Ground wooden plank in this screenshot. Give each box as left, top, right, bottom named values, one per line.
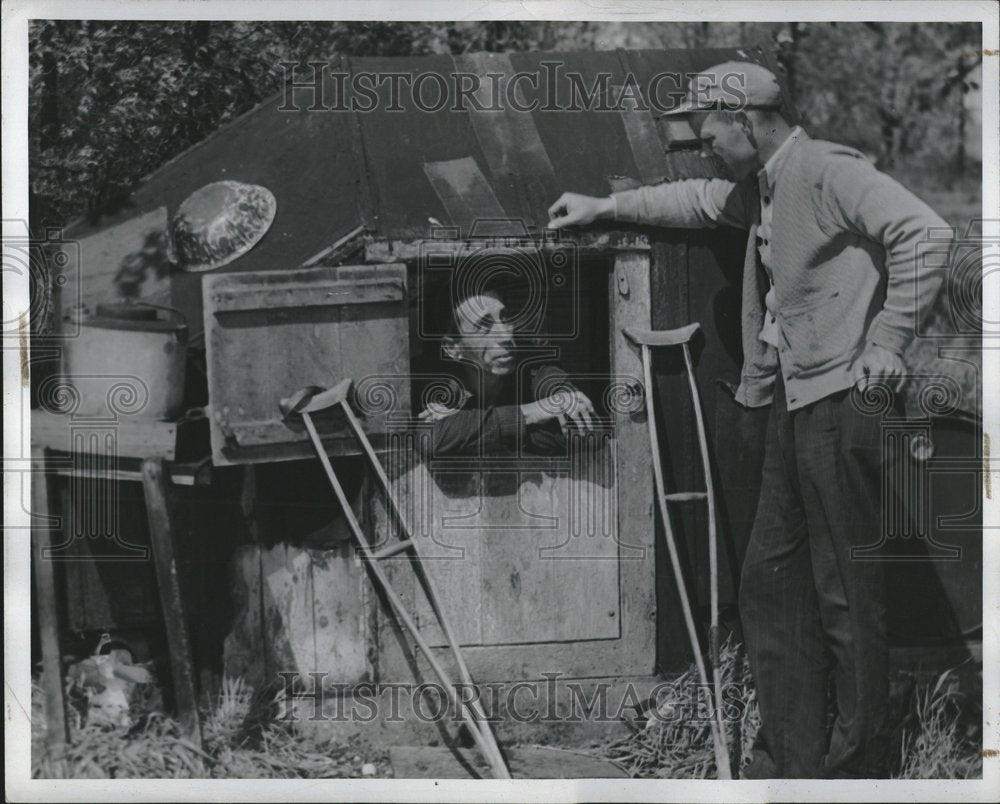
left=207, top=278, right=404, bottom=313
left=203, top=263, right=410, bottom=466
left=423, top=157, right=511, bottom=234
left=452, top=52, right=558, bottom=231
left=479, top=474, right=559, bottom=645
left=613, top=48, right=679, bottom=184
left=348, top=54, right=478, bottom=241
left=51, top=465, right=198, bottom=485
left=610, top=251, right=657, bottom=674
left=260, top=543, right=316, bottom=684
left=338, top=288, right=413, bottom=423
left=228, top=422, right=361, bottom=451
left=364, top=236, right=652, bottom=265
left=225, top=521, right=370, bottom=686
left=549, top=433, right=623, bottom=641
left=616, top=92, right=669, bottom=185
left=31, top=448, right=69, bottom=756
left=300, top=225, right=366, bottom=269
left=513, top=50, right=640, bottom=199
left=482, top=443, right=622, bottom=645
left=140, top=458, right=202, bottom=745
left=32, top=410, right=178, bottom=461
left=309, top=545, right=370, bottom=683
left=402, top=467, right=484, bottom=647
left=451, top=53, right=555, bottom=179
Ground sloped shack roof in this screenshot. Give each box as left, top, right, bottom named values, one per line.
left=68, top=45, right=780, bottom=260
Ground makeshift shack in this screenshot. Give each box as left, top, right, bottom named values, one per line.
left=36, top=45, right=982, bottom=742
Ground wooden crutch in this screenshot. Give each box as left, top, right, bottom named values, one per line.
left=280, top=380, right=511, bottom=779
left=623, top=323, right=732, bottom=780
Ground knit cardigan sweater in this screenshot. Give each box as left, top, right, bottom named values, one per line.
left=611, top=130, right=952, bottom=411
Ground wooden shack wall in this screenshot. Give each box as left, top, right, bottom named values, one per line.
left=649, top=229, right=758, bottom=671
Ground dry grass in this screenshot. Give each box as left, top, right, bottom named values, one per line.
left=895, top=667, right=983, bottom=780
left=602, top=638, right=759, bottom=778
left=31, top=674, right=389, bottom=780
left=599, top=641, right=982, bottom=779
left=32, top=648, right=982, bottom=780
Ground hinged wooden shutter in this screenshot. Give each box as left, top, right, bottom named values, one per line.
left=203, top=264, right=410, bottom=466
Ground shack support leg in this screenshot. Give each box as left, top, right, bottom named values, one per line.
left=32, top=447, right=69, bottom=757
left=141, top=458, right=202, bottom=746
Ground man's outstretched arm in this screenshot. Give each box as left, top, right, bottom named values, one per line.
left=548, top=179, right=752, bottom=230
left=421, top=373, right=596, bottom=456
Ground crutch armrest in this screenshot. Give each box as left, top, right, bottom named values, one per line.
left=279, top=378, right=354, bottom=418
left=623, top=323, right=701, bottom=347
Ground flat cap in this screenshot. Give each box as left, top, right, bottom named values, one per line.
left=662, top=60, right=783, bottom=115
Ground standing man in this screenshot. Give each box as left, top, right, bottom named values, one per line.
left=547, top=61, right=952, bottom=778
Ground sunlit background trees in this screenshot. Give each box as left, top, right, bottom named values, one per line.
left=29, top=20, right=983, bottom=230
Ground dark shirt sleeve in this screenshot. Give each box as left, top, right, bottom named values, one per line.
left=524, top=365, right=572, bottom=456
left=430, top=402, right=524, bottom=456
left=524, top=420, right=568, bottom=456
left=428, top=365, right=576, bottom=456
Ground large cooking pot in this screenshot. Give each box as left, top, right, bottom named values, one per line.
left=61, top=302, right=187, bottom=420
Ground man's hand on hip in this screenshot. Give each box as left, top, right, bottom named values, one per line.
left=853, top=344, right=905, bottom=392
left=547, top=193, right=615, bottom=229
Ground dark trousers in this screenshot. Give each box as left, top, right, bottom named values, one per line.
left=740, top=376, right=890, bottom=778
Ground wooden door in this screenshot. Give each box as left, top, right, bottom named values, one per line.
left=377, top=252, right=656, bottom=682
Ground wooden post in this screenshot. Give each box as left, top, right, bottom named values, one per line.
left=31, top=447, right=68, bottom=757
left=141, top=458, right=202, bottom=746
left=611, top=251, right=658, bottom=673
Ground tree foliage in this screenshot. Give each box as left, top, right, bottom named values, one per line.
left=29, top=20, right=982, bottom=230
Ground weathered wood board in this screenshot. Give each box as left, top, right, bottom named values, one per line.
left=223, top=541, right=370, bottom=689
left=392, top=439, right=624, bottom=649
left=202, top=263, right=410, bottom=466
left=60, top=207, right=172, bottom=318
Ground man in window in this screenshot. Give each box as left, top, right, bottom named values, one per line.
left=547, top=61, right=953, bottom=778
left=417, top=281, right=596, bottom=456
